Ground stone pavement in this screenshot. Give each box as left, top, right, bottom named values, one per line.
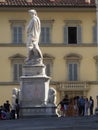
left=0, top=116, right=98, bottom=130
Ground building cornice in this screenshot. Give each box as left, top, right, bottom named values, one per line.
left=0, top=43, right=97, bottom=47
left=0, top=7, right=96, bottom=12
left=0, top=80, right=98, bottom=86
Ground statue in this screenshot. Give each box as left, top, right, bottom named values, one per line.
left=25, top=9, right=43, bottom=64
left=12, top=88, right=20, bottom=106
left=47, top=88, right=56, bottom=105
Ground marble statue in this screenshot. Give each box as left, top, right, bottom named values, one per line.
left=25, top=9, right=43, bottom=64
left=12, top=88, right=20, bottom=106
left=47, top=88, right=56, bottom=105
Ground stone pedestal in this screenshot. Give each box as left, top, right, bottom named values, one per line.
left=19, top=63, right=57, bottom=117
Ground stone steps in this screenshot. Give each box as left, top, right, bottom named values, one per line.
left=0, top=116, right=98, bottom=130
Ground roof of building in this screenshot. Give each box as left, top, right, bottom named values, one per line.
left=0, top=0, right=95, bottom=7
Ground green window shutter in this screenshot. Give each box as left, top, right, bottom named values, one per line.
left=93, top=25, right=97, bottom=44
left=19, top=64, right=22, bottom=77
left=77, top=25, right=82, bottom=44
left=64, top=26, right=68, bottom=44
left=41, top=27, right=44, bottom=43
left=74, top=63, right=78, bottom=81
left=13, top=64, right=18, bottom=81
left=69, top=63, right=73, bottom=81
left=13, top=27, right=17, bottom=43
left=46, top=27, right=50, bottom=43
left=18, top=27, right=22, bottom=43
left=46, top=64, right=51, bottom=76
left=13, top=63, right=23, bottom=82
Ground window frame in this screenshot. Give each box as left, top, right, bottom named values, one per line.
left=68, top=26, right=77, bottom=44
left=40, top=20, right=54, bottom=44
left=64, top=20, right=82, bottom=44
left=64, top=53, right=82, bottom=81
left=12, top=25, right=23, bottom=44
left=68, top=62, right=78, bottom=81
left=43, top=53, right=55, bottom=77
left=9, top=54, right=26, bottom=82
left=9, top=20, right=26, bottom=44
left=13, top=62, right=23, bottom=82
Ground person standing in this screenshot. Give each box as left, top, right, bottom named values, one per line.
left=89, top=96, right=94, bottom=115
left=15, top=102, right=20, bottom=119
left=78, top=96, right=85, bottom=116
left=84, top=98, right=89, bottom=116
left=63, top=95, right=70, bottom=116
left=3, top=100, right=11, bottom=112
left=57, top=100, right=65, bottom=117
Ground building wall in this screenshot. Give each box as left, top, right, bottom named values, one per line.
left=0, top=8, right=97, bottom=112
left=0, top=85, right=19, bottom=104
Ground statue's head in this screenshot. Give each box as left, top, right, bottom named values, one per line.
left=28, top=9, right=37, bottom=16
left=12, top=88, right=18, bottom=96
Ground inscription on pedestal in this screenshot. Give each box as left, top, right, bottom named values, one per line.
left=21, top=106, right=57, bottom=117
left=20, top=79, right=45, bottom=106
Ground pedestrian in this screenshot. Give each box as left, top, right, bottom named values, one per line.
left=15, top=102, right=20, bottom=119
left=3, top=100, right=11, bottom=112
left=89, top=96, right=94, bottom=115
left=78, top=96, right=85, bottom=116
left=84, top=98, right=89, bottom=116
left=57, top=100, right=65, bottom=117
left=63, top=95, right=70, bottom=116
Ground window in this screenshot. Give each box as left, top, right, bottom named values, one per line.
left=40, top=20, right=54, bottom=44
left=64, top=53, right=82, bottom=81
left=12, top=25, right=23, bottom=44
left=64, top=20, right=82, bottom=44
left=43, top=53, right=55, bottom=77
left=9, top=53, right=26, bottom=82
left=40, top=27, right=50, bottom=43
left=68, top=27, right=77, bottom=44
left=68, top=63, right=78, bottom=81
left=9, top=20, right=26, bottom=44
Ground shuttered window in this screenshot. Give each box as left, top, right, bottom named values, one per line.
left=68, top=63, right=78, bottom=81
left=40, top=27, right=50, bottom=44
left=13, top=63, right=22, bottom=82
left=12, top=26, right=23, bottom=44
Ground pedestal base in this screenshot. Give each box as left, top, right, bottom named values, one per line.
left=20, top=106, right=57, bottom=117
left=19, top=63, right=57, bottom=117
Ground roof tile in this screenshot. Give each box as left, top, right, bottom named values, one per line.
left=0, top=0, right=95, bottom=7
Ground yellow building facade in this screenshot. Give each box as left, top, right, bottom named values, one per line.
left=0, top=0, right=97, bottom=111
